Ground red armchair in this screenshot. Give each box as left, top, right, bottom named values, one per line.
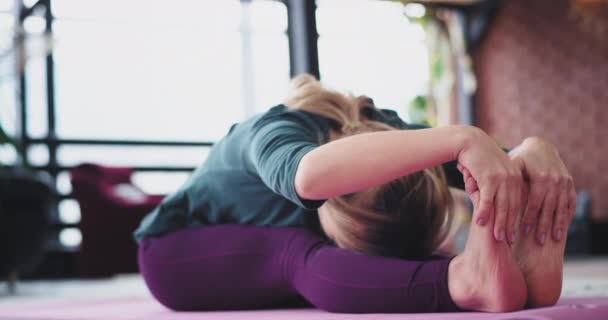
left=69, top=163, right=165, bottom=277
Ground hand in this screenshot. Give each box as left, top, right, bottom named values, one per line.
left=508, top=137, right=575, bottom=245
left=456, top=127, right=524, bottom=243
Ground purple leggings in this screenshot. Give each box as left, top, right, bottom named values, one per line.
left=137, top=225, right=460, bottom=313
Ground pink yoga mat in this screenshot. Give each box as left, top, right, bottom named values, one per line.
left=0, top=296, right=607, bottom=320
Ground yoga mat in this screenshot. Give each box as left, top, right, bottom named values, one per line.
left=0, top=296, right=607, bottom=320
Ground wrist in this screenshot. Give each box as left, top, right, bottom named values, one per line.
left=453, top=125, right=484, bottom=161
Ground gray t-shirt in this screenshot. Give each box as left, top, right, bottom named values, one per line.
left=133, top=104, right=442, bottom=241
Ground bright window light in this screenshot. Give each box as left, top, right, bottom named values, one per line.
left=56, top=171, right=73, bottom=194
left=25, top=56, right=48, bottom=138
left=0, top=0, right=13, bottom=12
left=404, top=3, right=426, bottom=19
left=132, top=172, right=191, bottom=195
left=56, top=145, right=210, bottom=168
left=27, top=144, right=49, bottom=166
left=23, top=15, right=45, bottom=34
left=23, top=0, right=39, bottom=8
left=43, top=0, right=289, bottom=143
left=0, top=144, right=18, bottom=164
left=59, top=199, right=81, bottom=224
left=0, top=13, right=14, bottom=31
left=317, top=0, right=429, bottom=122
left=59, top=228, right=82, bottom=247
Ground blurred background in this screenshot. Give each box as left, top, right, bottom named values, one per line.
left=0, top=0, right=607, bottom=288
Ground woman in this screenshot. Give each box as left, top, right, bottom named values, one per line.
left=134, top=74, right=575, bottom=313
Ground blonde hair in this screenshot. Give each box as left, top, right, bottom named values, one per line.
left=284, top=74, right=454, bottom=259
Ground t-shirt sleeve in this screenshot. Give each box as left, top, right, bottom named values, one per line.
left=247, top=109, right=327, bottom=210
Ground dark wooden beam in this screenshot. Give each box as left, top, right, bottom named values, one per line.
left=284, top=0, right=319, bottom=78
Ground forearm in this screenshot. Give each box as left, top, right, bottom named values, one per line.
left=295, top=125, right=472, bottom=200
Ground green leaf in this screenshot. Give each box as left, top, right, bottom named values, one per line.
left=432, top=56, right=444, bottom=80
left=409, top=95, right=427, bottom=110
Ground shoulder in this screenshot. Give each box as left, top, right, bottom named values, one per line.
left=252, top=104, right=332, bottom=141
left=254, top=104, right=327, bottom=126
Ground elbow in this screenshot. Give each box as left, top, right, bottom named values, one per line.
left=294, top=153, right=321, bottom=200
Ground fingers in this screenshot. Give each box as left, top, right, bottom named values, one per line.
left=461, top=167, right=478, bottom=195
left=460, top=165, right=481, bottom=209
left=475, top=179, right=497, bottom=226
left=552, top=182, right=568, bottom=241
left=459, top=149, right=525, bottom=245
left=520, top=182, right=545, bottom=237
left=536, top=187, right=557, bottom=245
left=552, top=175, right=575, bottom=241
left=505, top=140, right=576, bottom=245
left=506, top=174, right=521, bottom=244
left=567, top=179, right=577, bottom=220
left=465, top=175, right=478, bottom=195
left=493, top=181, right=509, bottom=241
left=464, top=164, right=515, bottom=244
left=520, top=182, right=530, bottom=224
left=470, top=190, right=481, bottom=209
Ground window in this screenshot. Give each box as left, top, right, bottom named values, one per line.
left=49, top=0, right=289, bottom=142
left=20, top=0, right=290, bottom=198
left=12, top=1, right=291, bottom=247
left=316, top=0, right=429, bottom=121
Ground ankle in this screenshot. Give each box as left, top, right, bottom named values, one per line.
left=448, top=253, right=527, bottom=312
left=447, top=255, right=478, bottom=310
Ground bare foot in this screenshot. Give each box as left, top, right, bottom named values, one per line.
left=512, top=226, right=567, bottom=308
left=448, top=218, right=527, bottom=312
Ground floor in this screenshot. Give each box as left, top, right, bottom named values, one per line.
left=0, top=257, right=607, bottom=320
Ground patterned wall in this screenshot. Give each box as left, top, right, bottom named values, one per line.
left=474, top=0, right=608, bottom=220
